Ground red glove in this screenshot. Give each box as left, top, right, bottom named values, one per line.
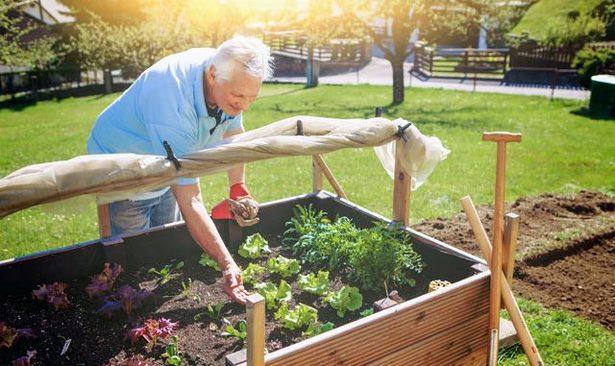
left=211, top=183, right=252, bottom=220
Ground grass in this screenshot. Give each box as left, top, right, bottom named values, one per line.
left=0, top=83, right=614, bottom=364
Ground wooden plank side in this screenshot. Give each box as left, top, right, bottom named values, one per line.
left=265, top=273, right=489, bottom=366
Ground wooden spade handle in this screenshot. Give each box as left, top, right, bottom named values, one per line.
left=482, top=132, right=522, bottom=143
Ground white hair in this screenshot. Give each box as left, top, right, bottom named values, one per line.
left=210, top=35, right=274, bottom=82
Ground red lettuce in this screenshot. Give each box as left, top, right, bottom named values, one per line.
left=86, top=263, right=124, bottom=298
left=32, top=282, right=70, bottom=310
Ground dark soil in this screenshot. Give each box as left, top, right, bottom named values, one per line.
left=412, top=191, right=615, bottom=332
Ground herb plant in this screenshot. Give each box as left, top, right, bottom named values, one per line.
left=85, top=262, right=124, bottom=298
left=238, top=233, right=271, bottom=259
left=162, top=335, right=182, bottom=366
left=221, top=319, right=247, bottom=346
left=241, top=263, right=266, bottom=286
left=326, top=286, right=363, bottom=318
left=32, top=282, right=70, bottom=311
left=198, top=252, right=220, bottom=271
left=298, top=271, right=331, bottom=296
left=126, top=318, right=178, bottom=353
left=274, top=303, right=318, bottom=331
left=266, top=256, right=301, bottom=278
left=255, top=280, right=292, bottom=310
left=148, top=261, right=184, bottom=284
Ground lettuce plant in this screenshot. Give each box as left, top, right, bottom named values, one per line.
left=194, top=301, right=225, bottom=322
left=86, top=263, right=124, bottom=298
left=0, top=323, right=35, bottom=349
left=32, top=282, right=70, bottom=311
left=241, top=263, right=266, bottom=286
left=97, top=285, right=153, bottom=318
left=126, top=318, right=178, bottom=353
left=11, top=350, right=37, bottom=366
left=255, top=280, right=292, bottom=310
left=221, top=319, right=247, bottom=346
left=198, top=253, right=220, bottom=271
left=266, top=256, right=301, bottom=278
left=162, top=335, right=182, bottom=366
left=148, top=261, right=184, bottom=285
left=326, top=286, right=363, bottom=318
left=274, top=303, right=318, bottom=331
left=303, top=321, right=334, bottom=338
left=238, top=233, right=271, bottom=259
left=298, top=271, right=330, bottom=296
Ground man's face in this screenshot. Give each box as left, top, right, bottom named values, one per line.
left=209, top=66, right=262, bottom=117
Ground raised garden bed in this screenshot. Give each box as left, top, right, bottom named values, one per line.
left=0, top=191, right=489, bottom=365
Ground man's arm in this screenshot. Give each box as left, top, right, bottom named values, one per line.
left=172, top=183, right=249, bottom=304
left=224, top=127, right=245, bottom=186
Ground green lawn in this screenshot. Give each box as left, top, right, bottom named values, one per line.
left=0, top=84, right=614, bottom=365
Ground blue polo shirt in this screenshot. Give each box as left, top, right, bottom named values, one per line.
left=87, top=48, right=243, bottom=189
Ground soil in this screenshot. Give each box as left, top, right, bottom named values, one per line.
left=2, top=191, right=613, bottom=365
left=412, top=191, right=615, bottom=332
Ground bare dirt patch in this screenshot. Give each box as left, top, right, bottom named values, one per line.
left=412, top=191, right=615, bottom=331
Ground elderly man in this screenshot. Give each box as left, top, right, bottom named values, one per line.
left=87, top=35, right=273, bottom=304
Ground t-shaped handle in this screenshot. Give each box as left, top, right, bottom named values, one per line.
left=482, top=132, right=522, bottom=143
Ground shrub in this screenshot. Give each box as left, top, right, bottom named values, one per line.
left=572, top=46, right=615, bottom=89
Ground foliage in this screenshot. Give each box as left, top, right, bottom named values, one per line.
left=97, top=285, right=153, bottom=318
left=126, top=318, right=178, bottom=353
left=297, top=271, right=331, bottom=296
left=32, top=282, right=70, bottom=311
left=221, top=319, right=247, bottom=346
left=254, top=280, right=292, bottom=310
left=238, top=233, right=271, bottom=259
left=0, top=323, right=35, bottom=349
left=180, top=277, right=201, bottom=302
left=162, top=335, right=182, bottom=366
left=302, top=321, right=334, bottom=338
left=194, top=301, right=225, bottom=322
left=543, top=11, right=605, bottom=47
left=266, top=256, right=301, bottom=278
left=11, top=350, right=36, bottom=366
left=198, top=252, right=221, bottom=271
left=325, top=286, right=363, bottom=318
left=572, top=46, right=615, bottom=89
left=274, top=303, right=318, bottom=331
left=85, top=262, right=124, bottom=298
left=148, top=261, right=184, bottom=285
left=360, top=308, right=375, bottom=317
left=241, top=263, right=266, bottom=286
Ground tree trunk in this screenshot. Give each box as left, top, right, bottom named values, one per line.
left=103, top=69, right=113, bottom=94
left=392, top=59, right=405, bottom=105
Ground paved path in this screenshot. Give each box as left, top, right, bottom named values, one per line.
left=271, top=57, right=590, bottom=100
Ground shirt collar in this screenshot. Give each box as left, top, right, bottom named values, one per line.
left=193, top=63, right=207, bottom=119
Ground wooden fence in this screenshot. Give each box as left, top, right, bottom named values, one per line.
left=412, top=44, right=508, bottom=80
left=509, top=44, right=581, bottom=69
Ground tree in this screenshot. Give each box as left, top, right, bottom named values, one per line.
left=57, top=0, right=145, bottom=25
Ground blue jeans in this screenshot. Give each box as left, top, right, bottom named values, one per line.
left=108, top=188, right=181, bottom=236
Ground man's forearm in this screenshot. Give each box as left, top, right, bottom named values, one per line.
left=224, top=128, right=246, bottom=187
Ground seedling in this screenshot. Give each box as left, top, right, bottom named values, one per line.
left=298, top=271, right=331, bottom=296
left=326, top=286, right=363, bottom=318
left=266, top=256, right=301, bottom=278
left=241, top=263, right=266, bottom=286
left=303, top=321, right=334, bottom=337
left=221, top=319, right=247, bottom=347
left=32, top=282, right=70, bottom=311
left=194, top=301, right=225, bottom=322
left=255, top=280, right=292, bottom=310
left=198, top=252, right=221, bottom=271
left=0, top=322, right=35, bottom=349
left=162, top=335, right=182, bottom=366
left=97, top=285, right=153, bottom=318
left=126, top=318, right=178, bottom=353
left=85, top=262, right=124, bottom=298
left=148, top=261, right=184, bottom=284
left=274, top=303, right=318, bottom=331
left=238, top=233, right=271, bottom=259
left=180, top=278, right=201, bottom=302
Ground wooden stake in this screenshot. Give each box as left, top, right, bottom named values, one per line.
left=503, top=213, right=520, bottom=284
left=97, top=204, right=112, bottom=238
left=392, top=140, right=411, bottom=225
left=246, top=293, right=265, bottom=366
left=461, top=196, right=544, bottom=366
left=313, top=154, right=347, bottom=199
left=312, top=155, right=323, bottom=192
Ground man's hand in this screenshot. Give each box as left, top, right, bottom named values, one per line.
left=222, top=263, right=250, bottom=305
left=211, top=183, right=260, bottom=227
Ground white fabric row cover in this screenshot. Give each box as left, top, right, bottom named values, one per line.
left=0, top=116, right=449, bottom=219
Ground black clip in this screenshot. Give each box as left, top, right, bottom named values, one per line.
left=396, top=123, right=412, bottom=142
left=374, top=107, right=383, bottom=117
left=296, top=119, right=304, bottom=136
left=162, top=140, right=181, bottom=171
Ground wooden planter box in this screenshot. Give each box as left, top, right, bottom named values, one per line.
left=0, top=191, right=489, bottom=365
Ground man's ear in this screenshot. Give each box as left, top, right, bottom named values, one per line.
left=207, top=65, right=216, bottom=82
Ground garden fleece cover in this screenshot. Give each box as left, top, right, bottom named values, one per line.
left=0, top=116, right=449, bottom=219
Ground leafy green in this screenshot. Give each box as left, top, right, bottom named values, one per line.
left=274, top=303, right=318, bottom=331
left=298, top=271, right=331, bottom=296
left=194, top=301, right=224, bottom=322
left=266, top=256, right=301, bottom=278
left=198, top=253, right=221, bottom=271
left=148, top=261, right=184, bottom=284
left=163, top=335, right=182, bottom=365
left=326, top=286, right=363, bottom=318
left=241, top=263, right=266, bottom=286
left=303, top=321, right=334, bottom=337
left=221, top=319, right=247, bottom=346
left=238, top=233, right=271, bottom=259
left=255, top=280, right=292, bottom=310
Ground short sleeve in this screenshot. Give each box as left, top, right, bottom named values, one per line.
left=226, top=113, right=243, bottom=131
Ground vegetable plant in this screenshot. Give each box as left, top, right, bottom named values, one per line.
left=85, top=262, right=124, bottom=298
left=126, top=318, right=178, bottom=353
left=198, top=252, right=220, bottom=271
left=97, top=285, right=153, bottom=318
left=11, top=350, right=36, bottom=366
left=221, top=319, right=247, bottom=346
left=32, top=282, right=70, bottom=311
left=241, top=263, right=266, bottom=286
left=303, top=321, right=334, bottom=338
left=162, top=335, right=182, bottom=366
left=266, top=256, right=301, bottom=278
left=255, top=280, right=292, bottom=310
left=0, top=323, right=35, bottom=349
left=148, top=261, right=184, bottom=285
left=274, top=303, right=318, bottom=331
left=238, top=233, right=271, bottom=259
left=326, top=286, right=363, bottom=318
left=298, top=271, right=331, bottom=296
left=180, top=278, right=201, bottom=302
left=194, top=301, right=225, bottom=322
